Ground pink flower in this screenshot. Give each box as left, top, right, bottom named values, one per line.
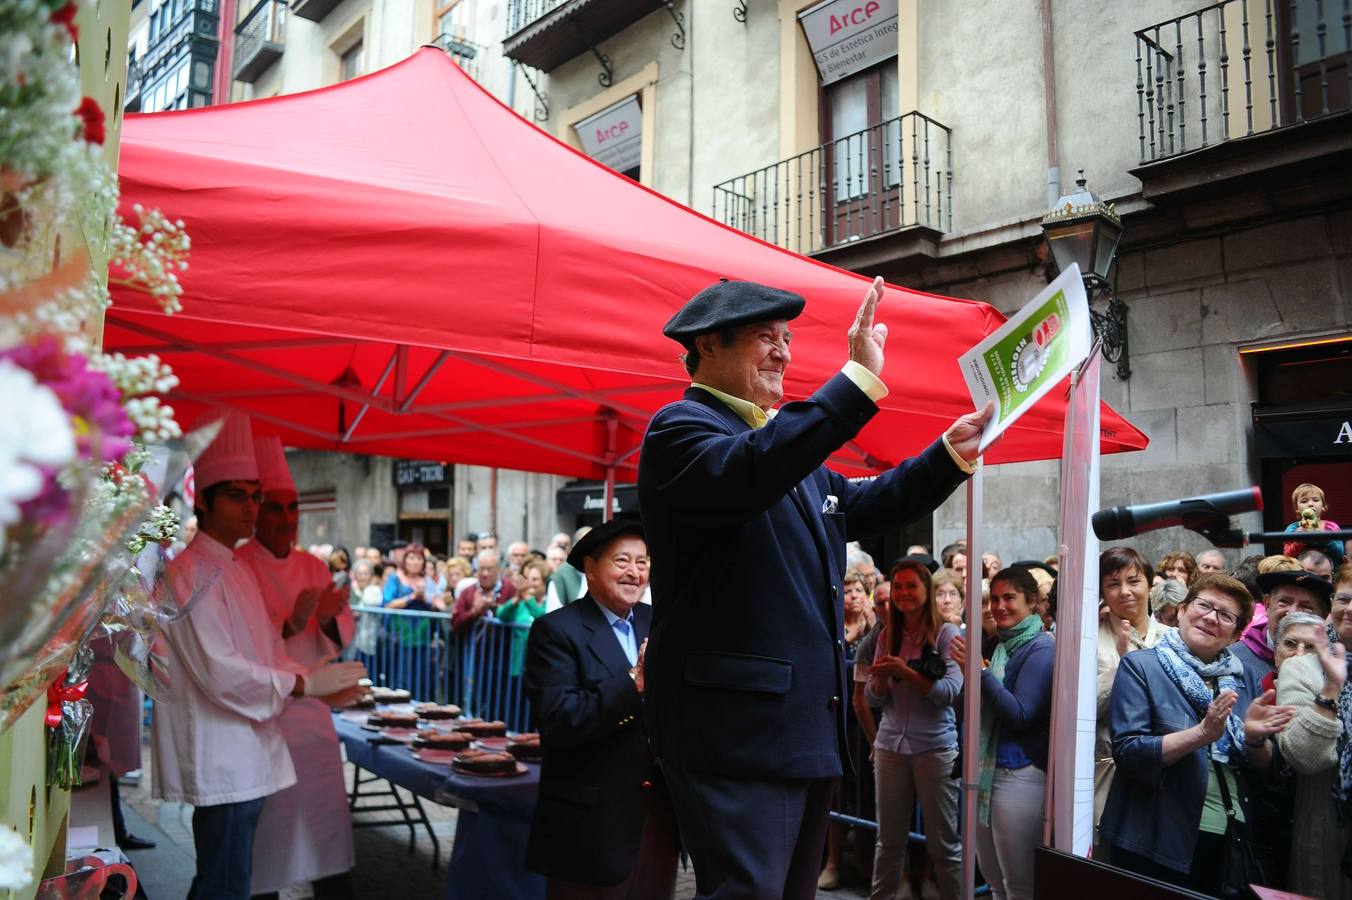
left=1, top=338, right=135, bottom=463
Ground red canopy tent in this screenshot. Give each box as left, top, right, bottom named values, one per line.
left=107, top=48, right=1146, bottom=482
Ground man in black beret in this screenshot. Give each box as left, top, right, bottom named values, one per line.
left=638, top=277, right=992, bottom=898
left=522, top=519, right=679, bottom=898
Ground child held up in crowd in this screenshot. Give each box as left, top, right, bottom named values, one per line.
left=1283, top=482, right=1344, bottom=562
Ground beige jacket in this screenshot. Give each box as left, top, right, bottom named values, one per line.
left=1094, top=613, right=1170, bottom=828
left=1275, top=653, right=1341, bottom=774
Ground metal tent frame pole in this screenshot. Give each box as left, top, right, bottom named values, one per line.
left=961, top=466, right=984, bottom=899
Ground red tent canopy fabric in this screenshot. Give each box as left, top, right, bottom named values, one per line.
left=107, top=48, right=1146, bottom=481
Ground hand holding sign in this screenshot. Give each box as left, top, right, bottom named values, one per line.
left=957, top=264, right=1092, bottom=453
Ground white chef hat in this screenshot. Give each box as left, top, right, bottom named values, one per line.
left=253, top=435, right=296, bottom=495
left=193, top=412, right=258, bottom=489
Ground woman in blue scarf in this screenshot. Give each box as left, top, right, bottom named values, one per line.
left=1101, top=573, right=1295, bottom=895
left=967, top=566, right=1055, bottom=900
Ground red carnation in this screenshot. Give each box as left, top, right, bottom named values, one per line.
left=51, top=2, right=79, bottom=42
left=76, top=97, right=105, bottom=145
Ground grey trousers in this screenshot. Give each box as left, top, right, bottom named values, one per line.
left=974, top=765, right=1046, bottom=900
left=869, top=746, right=962, bottom=900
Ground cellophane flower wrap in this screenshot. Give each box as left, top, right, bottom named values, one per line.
left=45, top=644, right=92, bottom=790
left=0, top=0, right=195, bottom=734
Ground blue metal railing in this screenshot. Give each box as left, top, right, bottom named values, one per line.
left=347, top=606, right=532, bottom=732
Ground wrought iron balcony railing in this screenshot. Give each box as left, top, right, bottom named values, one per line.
left=234, top=0, right=286, bottom=83
left=125, top=57, right=143, bottom=111
left=433, top=33, right=485, bottom=82
left=1135, top=0, right=1351, bottom=163
left=712, top=112, right=952, bottom=257
left=503, top=0, right=673, bottom=73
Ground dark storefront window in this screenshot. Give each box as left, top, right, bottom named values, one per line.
left=1250, top=337, right=1352, bottom=535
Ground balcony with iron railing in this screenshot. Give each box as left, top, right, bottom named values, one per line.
left=433, top=32, right=485, bottom=82
left=234, top=0, right=286, bottom=83
left=503, top=0, right=674, bottom=72
left=712, top=112, right=952, bottom=260
left=1134, top=0, right=1351, bottom=165
left=125, top=56, right=143, bottom=112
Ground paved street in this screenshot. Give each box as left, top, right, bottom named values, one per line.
left=111, top=747, right=871, bottom=899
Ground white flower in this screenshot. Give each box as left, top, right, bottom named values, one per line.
left=0, top=825, right=33, bottom=891
left=0, top=360, right=77, bottom=529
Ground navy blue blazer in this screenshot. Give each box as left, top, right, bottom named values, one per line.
left=523, top=597, right=672, bottom=885
left=637, top=373, right=969, bottom=780
left=1099, top=647, right=1262, bottom=872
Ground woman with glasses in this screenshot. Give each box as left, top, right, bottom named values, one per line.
left=1274, top=566, right=1352, bottom=900
left=932, top=568, right=965, bottom=627
left=1100, top=573, right=1295, bottom=894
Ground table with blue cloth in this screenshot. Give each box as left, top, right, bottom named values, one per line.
left=332, top=713, right=545, bottom=900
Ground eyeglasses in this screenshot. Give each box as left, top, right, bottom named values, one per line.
left=219, top=488, right=264, bottom=505
left=1189, top=599, right=1239, bottom=628
left=610, top=554, right=651, bottom=572
left=1278, top=636, right=1319, bottom=655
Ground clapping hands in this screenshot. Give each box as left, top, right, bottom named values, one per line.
left=1243, top=688, right=1295, bottom=746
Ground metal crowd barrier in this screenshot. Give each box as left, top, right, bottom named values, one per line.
left=347, top=606, right=533, bottom=732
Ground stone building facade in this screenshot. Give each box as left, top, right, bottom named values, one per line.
left=133, top=0, right=1352, bottom=563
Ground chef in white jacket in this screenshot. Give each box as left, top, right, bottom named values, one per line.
left=238, top=436, right=358, bottom=900
left=152, top=413, right=366, bottom=900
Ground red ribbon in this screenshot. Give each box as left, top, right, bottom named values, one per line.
left=45, top=671, right=88, bottom=728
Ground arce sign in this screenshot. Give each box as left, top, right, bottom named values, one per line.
left=798, top=0, right=900, bottom=86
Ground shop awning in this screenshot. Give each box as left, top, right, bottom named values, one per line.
left=107, top=48, right=1146, bottom=481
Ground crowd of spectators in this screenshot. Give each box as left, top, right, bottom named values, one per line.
left=819, top=481, right=1350, bottom=900
left=310, top=482, right=1351, bottom=900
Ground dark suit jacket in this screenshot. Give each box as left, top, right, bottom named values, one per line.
left=523, top=596, right=668, bottom=885
left=637, top=373, right=969, bottom=780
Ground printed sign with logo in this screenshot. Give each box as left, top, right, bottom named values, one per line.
left=959, top=264, right=1092, bottom=452
left=798, top=0, right=900, bottom=86
left=575, top=95, right=643, bottom=175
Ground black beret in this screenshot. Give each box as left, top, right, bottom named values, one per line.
left=662, top=280, right=805, bottom=343
left=1256, top=569, right=1334, bottom=601
left=567, top=518, right=646, bottom=570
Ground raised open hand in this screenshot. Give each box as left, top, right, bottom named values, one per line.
left=848, top=276, right=888, bottom=377
left=315, top=583, right=348, bottom=622
left=1243, top=688, right=1295, bottom=744
left=290, top=586, right=321, bottom=633
left=1315, top=630, right=1348, bottom=694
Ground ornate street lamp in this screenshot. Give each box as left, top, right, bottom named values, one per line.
left=1041, top=171, right=1130, bottom=380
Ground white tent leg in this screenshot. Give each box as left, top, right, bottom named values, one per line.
left=961, top=467, right=984, bottom=900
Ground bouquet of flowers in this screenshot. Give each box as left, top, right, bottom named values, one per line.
left=0, top=0, right=195, bottom=734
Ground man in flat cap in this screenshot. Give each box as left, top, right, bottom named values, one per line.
left=523, top=519, right=678, bottom=898
left=1232, top=567, right=1335, bottom=684
left=638, top=277, right=991, bottom=899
